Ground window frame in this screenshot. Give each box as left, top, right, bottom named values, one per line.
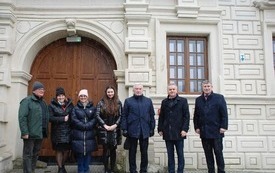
left=273, top=36, right=275, bottom=72
left=167, top=36, right=208, bottom=94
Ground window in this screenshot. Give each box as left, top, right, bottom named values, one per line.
left=273, top=37, right=275, bottom=72
left=167, top=37, right=208, bottom=94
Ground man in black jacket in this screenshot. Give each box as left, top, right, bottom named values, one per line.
left=121, top=83, right=155, bottom=173
left=158, top=83, right=190, bottom=173
left=193, top=80, right=228, bottom=173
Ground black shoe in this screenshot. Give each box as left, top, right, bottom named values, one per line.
left=58, top=167, right=64, bottom=173
left=104, top=169, right=109, bottom=173
left=62, top=165, right=67, bottom=173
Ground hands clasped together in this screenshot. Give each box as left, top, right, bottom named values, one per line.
left=103, top=124, right=117, bottom=131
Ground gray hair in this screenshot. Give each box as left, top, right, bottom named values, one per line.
left=133, top=83, right=143, bottom=88
left=202, top=80, right=211, bottom=85
left=168, top=82, right=178, bottom=89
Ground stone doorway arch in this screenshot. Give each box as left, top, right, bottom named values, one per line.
left=29, top=37, right=117, bottom=161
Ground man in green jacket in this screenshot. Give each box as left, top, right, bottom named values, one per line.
left=18, top=81, right=49, bottom=173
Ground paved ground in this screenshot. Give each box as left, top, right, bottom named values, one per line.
left=9, top=165, right=103, bottom=173
left=8, top=160, right=275, bottom=173
left=8, top=165, right=275, bottom=173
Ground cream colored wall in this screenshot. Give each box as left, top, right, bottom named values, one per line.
left=0, top=0, right=275, bottom=172
left=0, top=1, right=128, bottom=172
left=150, top=0, right=275, bottom=171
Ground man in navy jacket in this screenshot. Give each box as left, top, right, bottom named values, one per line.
left=193, top=80, right=228, bottom=173
left=121, top=83, right=155, bottom=173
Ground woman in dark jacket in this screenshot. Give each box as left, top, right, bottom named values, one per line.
left=49, top=87, right=74, bottom=173
left=95, top=86, right=122, bottom=173
left=71, top=89, right=97, bottom=173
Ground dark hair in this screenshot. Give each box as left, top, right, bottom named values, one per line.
left=103, top=86, right=119, bottom=116
left=56, top=87, right=65, bottom=97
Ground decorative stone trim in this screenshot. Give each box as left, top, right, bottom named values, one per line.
left=176, top=6, right=222, bottom=21
left=0, top=102, right=7, bottom=122
left=11, top=70, right=32, bottom=86
left=0, top=151, right=13, bottom=173
left=0, top=69, right=11, bottom=87
left=176, top=5, right=200, bottom=18
left=125, top=69, right=152, bottom=87
left=113, top=70, right=125, bottom=83
left=0, top=3, right=16, bottom=27
left=253, top=0, right=275, bottom=10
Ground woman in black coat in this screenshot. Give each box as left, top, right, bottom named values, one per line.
left=95, top=86, right=122, bottom=173
left=71, top=89, right=97, bottom=173
left=49, top=87, right=74, bottom=173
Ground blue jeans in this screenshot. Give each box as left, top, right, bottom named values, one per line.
left=202, top=138, right=225, bottom=173
left=23, top=139, right=43, bottom=173
left=76, top=153, right=91, bottom=173
left=165, top=139, right=185, bottom=173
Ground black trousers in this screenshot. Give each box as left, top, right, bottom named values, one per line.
left=23, top=139, right=43, bottom=173
left=103, top=144, right=117, bottom=172
left=202, top=138, right=225, bottom=173
left=128, top=136, right=149, bottom=173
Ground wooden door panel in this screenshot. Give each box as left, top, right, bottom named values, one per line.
left=36, top=58, right=52, bottom=75
left=79, top=45, right=95, bottom=71
left=29, top=37, right=117, bottom=160
left=78, top=79, right=96, bottom=100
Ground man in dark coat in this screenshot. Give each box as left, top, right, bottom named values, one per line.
left=158, top=83, right=190, bottom=173
left=193, top=80, right=228, bottom=173
left=121, top=83, right=155, bottom=173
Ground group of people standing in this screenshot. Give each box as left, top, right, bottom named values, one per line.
left=18, top=82, right=122, bottom=173
left=18, top=80, right=228, bottom=173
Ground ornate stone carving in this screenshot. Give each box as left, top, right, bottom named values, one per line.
left=16, top=21, right=31, bottom=34
left=65, top=19, right=76, bottom=36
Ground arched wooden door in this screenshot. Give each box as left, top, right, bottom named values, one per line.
left=29, top=37, right=117, bottom=160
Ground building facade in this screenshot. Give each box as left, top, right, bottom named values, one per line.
left=0, top=0, right=275, bottom=172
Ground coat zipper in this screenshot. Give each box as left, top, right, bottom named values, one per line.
left=84, top=107, right=87, bottom=155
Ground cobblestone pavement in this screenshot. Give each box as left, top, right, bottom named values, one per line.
left=8, top=165, right=275, bottom=173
